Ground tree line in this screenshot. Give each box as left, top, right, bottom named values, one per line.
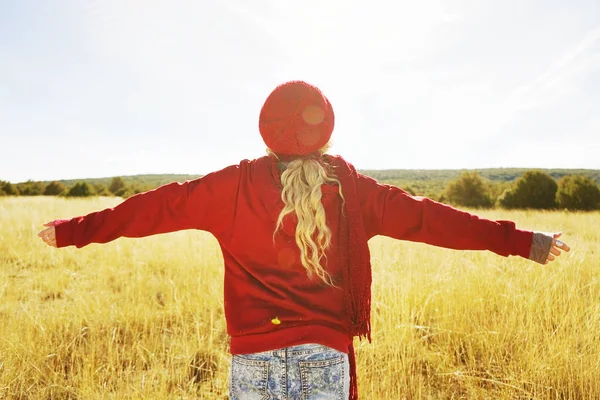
left=0, top=177, right=148, bottom=199
left=1, top=170, right=599, bottom=210
left=439, top=171, right=600, bottom=211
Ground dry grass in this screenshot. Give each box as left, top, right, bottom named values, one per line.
left=0, top=197, right=598, bottom=399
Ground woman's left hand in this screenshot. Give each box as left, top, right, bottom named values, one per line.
left=38, top=221, right=57, bottom=248
left=545, top=232, right=570, bottom=264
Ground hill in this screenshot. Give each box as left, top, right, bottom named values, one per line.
left=360, top=168, right=600, bottom=184
left=49, top=168, right=600, bottom=189
left=56, top=174, right=203, bottom=189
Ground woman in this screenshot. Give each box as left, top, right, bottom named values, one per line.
left=38, top=81, right=570, bottom=399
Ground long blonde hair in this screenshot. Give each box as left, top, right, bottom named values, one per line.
left=271, top=147, right=344, bottom=285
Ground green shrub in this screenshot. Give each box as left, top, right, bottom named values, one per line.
left=109, top=177, right=126, bottom=194
left=0, top=181, right=18, bottom=196
left=16, top=180, right=45, bottom=196
left=498, top=171, right=557, bottom=209
left=444, top=172, right=493, bottom=208
left=115, top=187, right=134, bottom=199
left=556, top=175, right=600, bottom=210
left=44, top=181, right=67, bottom=196
left=67, top=182, right=95, bottom=197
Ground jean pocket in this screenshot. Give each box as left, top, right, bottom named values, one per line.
left=299, top=355, right=345, bottom=400
left=230, top=355, right=270, bottom=400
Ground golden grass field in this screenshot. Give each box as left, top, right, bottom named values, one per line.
left=1, top=197, right=598, bottom=399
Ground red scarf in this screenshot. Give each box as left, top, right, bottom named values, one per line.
left=327, top=155, right=372, bottom=400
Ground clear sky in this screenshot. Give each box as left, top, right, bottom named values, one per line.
left=1, top=0, right=599, bottom=183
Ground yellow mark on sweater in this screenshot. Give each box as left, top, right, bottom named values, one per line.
left=271, top=317, right=281, bottom=325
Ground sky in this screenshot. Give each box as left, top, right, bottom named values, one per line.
left=1, top=0, right=599, bottom=183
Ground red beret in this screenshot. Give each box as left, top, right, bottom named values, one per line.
left=259, top=81, right=334, bottom=156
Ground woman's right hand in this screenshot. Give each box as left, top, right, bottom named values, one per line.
left=38, top=221, right=57, bottom=248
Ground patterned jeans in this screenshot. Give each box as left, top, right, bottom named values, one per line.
left=229, top=343, right=350, bottom=400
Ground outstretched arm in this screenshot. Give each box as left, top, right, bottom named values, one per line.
left=357, top=173, right=570, bottom=264
left=38, top=165, right=240, bottom=248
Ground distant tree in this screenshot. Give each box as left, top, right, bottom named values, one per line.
left=115, top=187, right=134, bottom=198
left=16, top=180, right=46, bottom=196
left=109, top=177, right=126, bottom=194
left=488, top=181, right=512, bottom=203
left=497, top=189, right=517, bottom=209
left=498, top=171, right=557, bottom=209
left=131, top=183, right=154, bottom=194
left=67, top=182, right=95, bottom=197
left=556, top=175, right=600, bottom=211
left=444, top=172, right=493, bottom=208
left=93, top=183, right=111, bottom=197
left=0, top=181, right=18, bottom=196
left=44, top=181, right=67, bottom=196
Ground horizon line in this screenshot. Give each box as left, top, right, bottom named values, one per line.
left=6, top=166, right=600, bottom=184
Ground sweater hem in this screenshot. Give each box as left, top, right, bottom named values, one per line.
left=229, top=324, right=351, bottom=355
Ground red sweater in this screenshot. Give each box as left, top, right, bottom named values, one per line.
left=55, top=155, right=533, bottom=356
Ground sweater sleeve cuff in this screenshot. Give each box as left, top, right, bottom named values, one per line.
left=528, top=232, right=554, bottom=264
left=54, top=219, right=75, bottom=248
left=512, top=228, right=534, bottom=260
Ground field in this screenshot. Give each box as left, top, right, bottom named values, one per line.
left=1, top=197, right=599, bottom=399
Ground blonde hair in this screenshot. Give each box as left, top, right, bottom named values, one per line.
left=271, top=147, right=344, bottom=285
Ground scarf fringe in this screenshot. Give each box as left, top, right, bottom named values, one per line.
left=329, top=155, right=373, bottom=400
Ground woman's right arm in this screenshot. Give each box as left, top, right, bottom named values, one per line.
left=41, top=164, right=240, bottom=249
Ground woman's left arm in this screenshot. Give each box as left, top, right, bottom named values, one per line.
left=357, top=173, right=570, bottom=264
